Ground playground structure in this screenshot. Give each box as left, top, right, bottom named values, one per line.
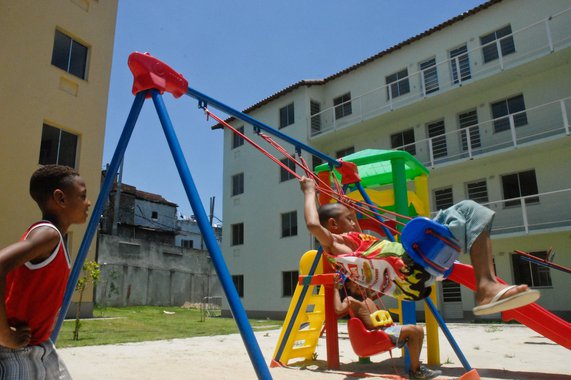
left=48, top=52, right=569, bottom=380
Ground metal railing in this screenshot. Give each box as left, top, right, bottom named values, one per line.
left=309, top=7, right=571, bottom=139
left=430, top=189, right=571, bottom=236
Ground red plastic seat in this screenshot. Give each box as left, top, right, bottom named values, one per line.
left=347, top=317, right=395, bottom=357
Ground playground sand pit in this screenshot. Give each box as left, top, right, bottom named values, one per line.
left=59, top=323, right=570, bottom=379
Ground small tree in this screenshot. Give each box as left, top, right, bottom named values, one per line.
left=73, top=261, right=100, bottom=341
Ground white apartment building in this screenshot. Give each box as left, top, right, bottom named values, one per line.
left=221, top=0, right=571, bottom=321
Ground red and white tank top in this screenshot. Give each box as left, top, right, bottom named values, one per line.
left=5, top=221, right=71, bottom=345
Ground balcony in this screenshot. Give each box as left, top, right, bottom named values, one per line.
left=430, top=189, right=571, bottom=237
left=308, top=7, right=571, bottom=140
left=398, top=96, right=570, bottom=169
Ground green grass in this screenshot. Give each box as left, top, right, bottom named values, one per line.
left=57, top=306, right=282, bottom=348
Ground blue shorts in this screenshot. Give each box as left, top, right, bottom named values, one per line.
left=433, top=200, right=495, bottom=254
left=382, top=324, right=405, bottom=348
left=0, top=340, right=72, bottom=380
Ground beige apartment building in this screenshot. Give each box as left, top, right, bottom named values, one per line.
left=0, top=0, right=118, bottom=316
left=221, top=0, right=571, bottom=321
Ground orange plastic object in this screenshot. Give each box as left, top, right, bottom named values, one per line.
left=337, top=160, right=361, bottom=185
left=459, top=369, right=481, bottom=380
left=128, top=52, right=188, bottom=98
left=317, top=171, right=333, bottom=205
left=347, top=317, right=394, bottom=357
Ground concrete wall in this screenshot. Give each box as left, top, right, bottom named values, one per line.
left=96, top=234, right=221, bottom=307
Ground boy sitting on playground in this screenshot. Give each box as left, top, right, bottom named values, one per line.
left=299, top=176, right=540, bottom=316
left=334, top=278, right=441, bottom=379
left=0, top=165, right=91, bottom=379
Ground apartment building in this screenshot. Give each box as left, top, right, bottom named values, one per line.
left=221, top=0, right=571, bottom=320
left=0, top=0, right=119, bottom=316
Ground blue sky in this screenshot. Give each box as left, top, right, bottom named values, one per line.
left=104, top=0, right=487, bottom=223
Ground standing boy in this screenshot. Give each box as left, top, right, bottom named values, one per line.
left=0, top=165, right=91, bottom=379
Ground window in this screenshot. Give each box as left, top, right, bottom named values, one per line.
left=449, top=44, right=471, bottom=84
left=282, top=271, right=299, bottom=297
left=310, top=100, right=321, bottom=135
left=312, top=156, right=323, bottom=171
left=442, top=280, right=462, bottom=302
left=434, top=187, right=453, bottom=210
left=419, top=58, right=439, bottom=95
left=181, top=240, right=194, bottom=249
left=512, top=251, right=552, bottom=288
left=391, top=129, right=416, bottom=155
left=458, top=109, right=481, bottom=151
left=481, top=25, right=515, bottom=63
left=231, top=223, right=244, bottom=246
left=281, top=211, right=297, bottom=238
left=426, top=120, right=447, bottom=159
left=232, top=173, right=244, bottom=196
left=386, top=68, right=410, bottom=99
left=279, top=103, right=295, bottom=129
left=333, top=93, right=352, bottom=120
left=280, top=158, right=296, bottom=182
left=151, top=211, right=158, bottom=220
left=232, top=275, right=244, bottom=297
left=466, top=180, right=489, bottom=204
left=491, top=94, right=528, bottom=133
left=232, top=126, right=245, bottom=149
left=336, top=146, right=355, bottom=159
left=502, top=170, right=539, bottom=207
left=39, top=124, right=78, bottom=168
left=51, top=29, right=88, bottom=79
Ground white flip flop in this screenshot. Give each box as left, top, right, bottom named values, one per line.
left=473, top=286, right=540, bottom=316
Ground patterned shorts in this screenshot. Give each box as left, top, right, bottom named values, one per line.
left=0, top=340, right=72, bottom=380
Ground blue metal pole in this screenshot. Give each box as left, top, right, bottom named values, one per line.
left=52, top=92, right=148, bottom=342
left=185, top=86, right=339, bottom=168
left=424, top=297, right=472, bottom=371
left=151, top=90, right=272, bottom=380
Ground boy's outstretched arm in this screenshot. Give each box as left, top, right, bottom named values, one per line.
left=0, top=227, right=60, bottom=348
left=299, top=176, right=334, bottom=251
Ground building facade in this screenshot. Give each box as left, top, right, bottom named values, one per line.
left=0, top=0, right=119, bottom=316
left=221, top=0, right=571, bottom=320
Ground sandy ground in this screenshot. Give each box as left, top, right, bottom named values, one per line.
left=59, top=323, right=570, bottom=380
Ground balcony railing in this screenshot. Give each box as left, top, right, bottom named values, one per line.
left=397, top=96, right=570, bottom=168
left=429, top=189, right=571, bottom=237
left=309, top=7, right=571, bottom=139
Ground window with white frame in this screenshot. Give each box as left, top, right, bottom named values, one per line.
left=279, top=158, right=296, bottom=182
left=281, top=211, right=297, bottom=238
left=391, top=129, right=416, bottom=156
left=333, top=93, right=352, bottom=120
left=466, top=180, right=489, bottom=204
left=491, top=94, right=528, bottom=133
left=501, top=170, right=539, bottom=207
left=181, top=240, right=194, bottom=249
left=449, top=44, right=471, bottom=84
left=232, top=126, right=245, bottom=149
left=231, top=223, right=244, bottom=246
left=419, top=58, right=439, bottom=95
left=480, top=25, right=515, bottom=64
left=282, top=270, right=299, bottom=297
left=336, top=146, right=355, bottom=159
left=310, top=100, right=321, bottom=135
left=39, top=124, right=78, bottom=168
left=458, top=109, right=481, bottom=151
left=386, top=68, right=410, bottom=99
left=426, top=120, right=447, bottom=159
left=512, top=251, right=552, bottom=288
left=232, top=275, right=244, bottom=297
left=232, top=173, right=244, bottom=196
left=279, top=103, right=295, bottom=129
left=51, top=29, right=88, bottom=79
left=434, top=187, right=453, bottom=211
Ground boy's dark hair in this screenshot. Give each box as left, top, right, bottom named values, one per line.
left=317, top=203, right=346, bottom=226
left=30, top=165, right=80, bottom=206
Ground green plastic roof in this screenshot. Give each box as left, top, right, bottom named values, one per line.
left=314, top=149, right=429, bottom=187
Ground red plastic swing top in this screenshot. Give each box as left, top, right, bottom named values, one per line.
left=128, top=52, right=188, bottom=99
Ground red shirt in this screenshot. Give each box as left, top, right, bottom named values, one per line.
left=5, top=222, right=71, bottom=345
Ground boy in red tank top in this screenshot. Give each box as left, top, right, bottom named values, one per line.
left=0, top=165, right=91, bottom=379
